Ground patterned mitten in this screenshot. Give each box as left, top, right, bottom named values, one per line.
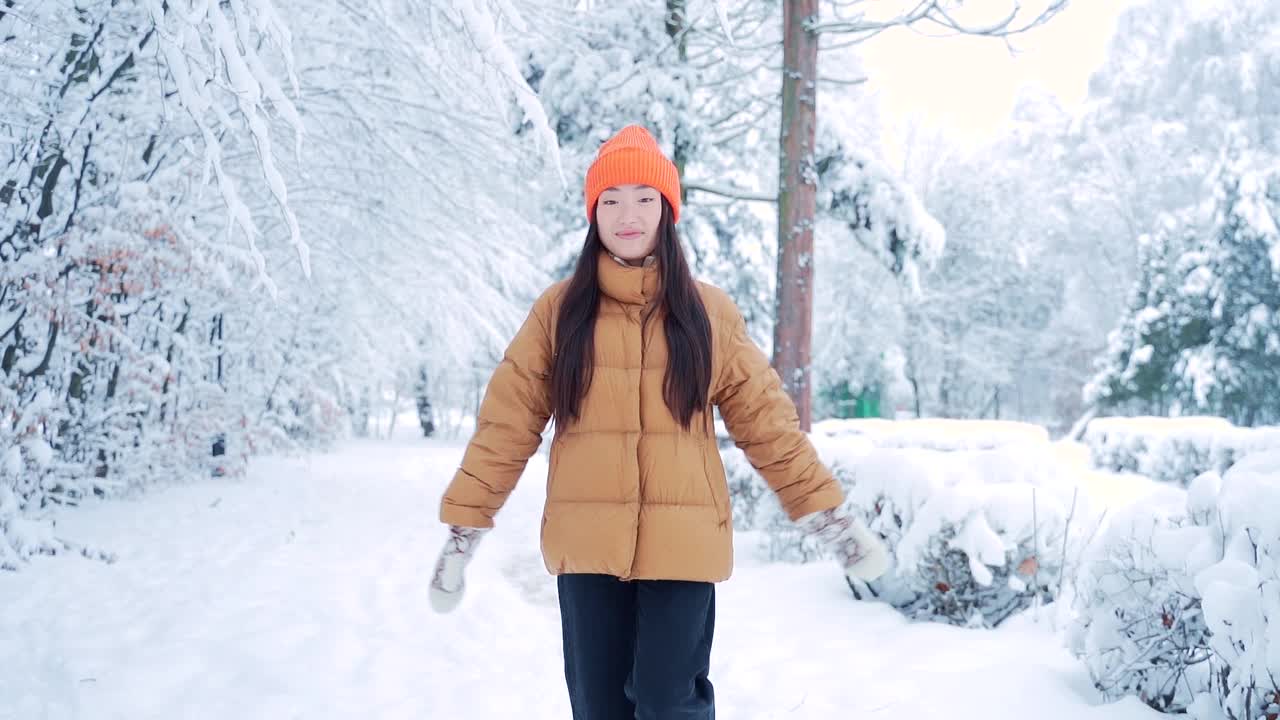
left=429, top=525, right=490, bottom=613
left=797, top=504, right=891, bottom=582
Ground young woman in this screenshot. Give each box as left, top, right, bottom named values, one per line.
left=430, top=125, right=888, bottom=719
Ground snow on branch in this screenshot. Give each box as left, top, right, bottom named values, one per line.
left=685, top=180, right=776, bottom=203
left=816, top=141, right=945, bottom=291
left=142, top=0, right=307, bottom=292
left=447, top=0, right=565, bottom=189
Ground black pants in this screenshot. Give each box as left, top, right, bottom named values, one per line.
left=557, top=573, right=716, bottom=720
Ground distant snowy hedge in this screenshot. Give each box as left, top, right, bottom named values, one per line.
left=1069, top=451, right=1280, bottom=719
left=811, top=418, right=1051, bottom=451
left=725, top=432, right=1088, bottom=628
left=1082, top=416, right=1280, bottom=486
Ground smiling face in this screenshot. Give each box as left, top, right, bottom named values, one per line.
left=594, top=183, right=663, bottom=262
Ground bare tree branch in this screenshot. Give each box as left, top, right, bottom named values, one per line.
left=810, top=0, right=1068, bottom=38
left=685, top=180, right=777, bottom=203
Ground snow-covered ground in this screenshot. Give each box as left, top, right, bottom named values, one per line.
left=1, top=430, right=1164, bottom=720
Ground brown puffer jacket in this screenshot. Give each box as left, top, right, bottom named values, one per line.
left=439, top=250, right=844, bottom=582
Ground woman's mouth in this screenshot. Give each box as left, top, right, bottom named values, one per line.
left=617, top=230, right=643, bottom=239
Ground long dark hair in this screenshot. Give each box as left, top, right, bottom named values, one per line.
left=551, top=199, right=713, bottom=431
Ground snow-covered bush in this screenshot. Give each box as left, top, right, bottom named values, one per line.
left=1083, top=416, right=1280, bottom=485
left=1211, top=427, right=1280, bottom=480
left=1068, top=479, right=1216, bottom=712
left=1192, top=450, right=1280, bottom=720
left=1069, top=450, right=1280, bottom=718
left=727, top=434, right=1084, bottom=627
left=848, top=444, right=1082, bottom=627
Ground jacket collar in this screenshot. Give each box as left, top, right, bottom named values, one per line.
left=597, top=249, right=660, bottom=306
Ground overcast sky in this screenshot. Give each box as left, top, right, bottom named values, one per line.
left=860, top=0, right=1132, bottom=153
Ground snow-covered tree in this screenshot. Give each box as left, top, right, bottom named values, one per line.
left=261, top=0, right=563, bottom=434
left=811, top=131, right=944, bottom=419
left=1, top=0, right=310, bottom=566
left=1179, top=164, right=1280, bottom=425
left=1, top=0, right=567, bottom=567
left=515, top=0, right=782, bottom=329
left=1059, top=0, right=1280, bottom=431
left=1085, top=217, right=1198, bottom=418
left=825, top=90, right=1074, bottom=424
left=771, top=0, right=1067, bottom=428
left=1088, top=156, right=1280, bottom=426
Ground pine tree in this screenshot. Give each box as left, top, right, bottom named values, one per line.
left=1088, top=161, right=1280, bottom=425
left=1174, top=167, right=1280, bottom=424
left=1085, top=217, right=1194, bottom=415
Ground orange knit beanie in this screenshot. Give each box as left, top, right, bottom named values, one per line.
left=584, top=125, right=682, bottom=224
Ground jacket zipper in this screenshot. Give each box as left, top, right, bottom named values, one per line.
left=626, top=304, right=647, bottom=581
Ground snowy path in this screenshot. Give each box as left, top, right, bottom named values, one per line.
left=1, top=436, right=1162, bottom=720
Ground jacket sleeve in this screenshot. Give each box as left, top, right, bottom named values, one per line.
left=439, top=291, right=555, bottom=528
left=711, top=303, right=844, bottom=521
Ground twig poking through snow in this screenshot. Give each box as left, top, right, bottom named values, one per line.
left=1032, top=486, right=1040, bottom=620
left=1056, top=486, right=1079, bottom=600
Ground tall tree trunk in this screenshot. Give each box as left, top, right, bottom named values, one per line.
left=387, top=387, right=400, bottom=439
left=910, top=376, right=922, bottom=418
left=211, top=312, right=224, bottom=386
left=774, top=0, right=819, bottom=430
